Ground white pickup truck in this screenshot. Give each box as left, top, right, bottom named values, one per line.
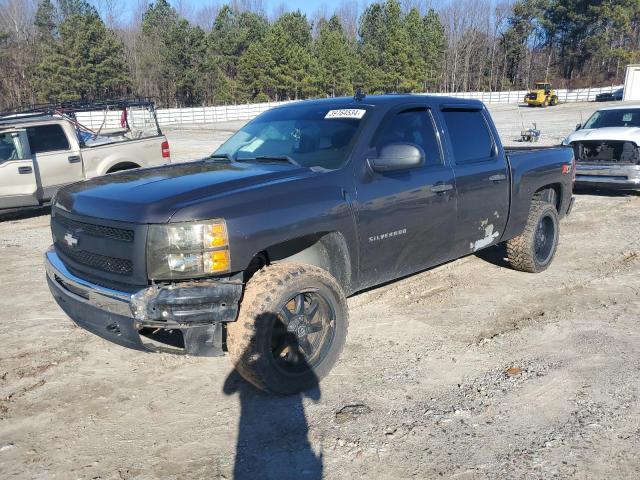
left=563, top=104, right=640, bottom=190
left=0, top=99, right=170, bottom=211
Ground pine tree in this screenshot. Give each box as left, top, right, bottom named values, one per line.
left=239, top=11, right=319, bottom=101
left=208, top=6, right=268, bottom=102
left=422, top=9, right=446, bottom=91
left=36, top=2, right=130, bottom=102
left=315, top=15, right=354, bottom=97
left=137, top=0, right=211, bottom=106
left=34, top=0, right=57, bottom=40
left=358, top=0, right=413, bottom=93
left=237, top=41, right=276, bottom=102
left=404, top=7, right=427, bottom=92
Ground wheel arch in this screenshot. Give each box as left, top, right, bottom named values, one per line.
left=106, top=161, right=140, bottom=173
left=250, top=232, right=353, bottom=295
left=533, top=183, right=562, bottom=212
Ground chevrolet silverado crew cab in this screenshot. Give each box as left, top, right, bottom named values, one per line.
left=563, top=105, right=640, bottom=190
left=45, top=94, right=575, bottom=394
left=0, top=99, right=170, bottom=211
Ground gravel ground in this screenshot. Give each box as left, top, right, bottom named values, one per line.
left=1, top=101, right=639, bottom=480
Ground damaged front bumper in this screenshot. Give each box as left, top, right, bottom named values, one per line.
left=575, top=164, right=640, bottom=190
left=44, top=249, right=243, bottom=356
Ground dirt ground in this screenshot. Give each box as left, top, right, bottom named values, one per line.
left=1, top=101, right=639, bottom=480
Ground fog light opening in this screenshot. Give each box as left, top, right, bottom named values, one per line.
left=139, top=327, right=185, bottom=353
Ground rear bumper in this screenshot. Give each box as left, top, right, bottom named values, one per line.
left=45, top=249, right=243, bottom=356
left=575, top=164, right=640, bottom=190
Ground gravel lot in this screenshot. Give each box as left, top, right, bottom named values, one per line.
left=1, top=101, right=639, bottom=479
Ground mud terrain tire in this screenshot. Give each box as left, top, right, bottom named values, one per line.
left=506, top=201, right=559, bottom=273
left=227, top=263, right=348, bottom=395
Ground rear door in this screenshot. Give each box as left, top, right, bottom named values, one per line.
left=0, top=129, right=39, bottom=209
left=27, top=123, right=83, bottom=200
left=355, top=104, right=457, bottom=288
left=439, top=106, right=510, bottom=257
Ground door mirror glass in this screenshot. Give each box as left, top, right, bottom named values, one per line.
left=369, top=143, right=425, bottom=172
left=575, top=123, right=582, bottom=131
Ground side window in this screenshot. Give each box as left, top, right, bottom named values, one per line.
left=374, top=108, right=442, bottom=166
left=442, top=110, right=494, bottom=164
left=26, top=125, right=70, bottom=154
left=0, top=132, right=29, bottom=163
left=0, top=133, right=19, bottom=163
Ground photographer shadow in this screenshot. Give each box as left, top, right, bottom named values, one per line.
left=223, top=353, right=322, bottom=480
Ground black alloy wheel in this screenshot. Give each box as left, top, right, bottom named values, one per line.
left=272, top=291, right=336, bottom=374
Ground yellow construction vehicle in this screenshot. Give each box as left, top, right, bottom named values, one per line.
left=524, top=82, right=559, bottom=107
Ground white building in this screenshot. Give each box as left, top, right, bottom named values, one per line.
left=623, top=64, right=640, bottom=101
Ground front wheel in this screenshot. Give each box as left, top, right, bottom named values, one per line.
left=226, top=263, right=348, bottom=395
left=506, top=201, right=559, bottom=273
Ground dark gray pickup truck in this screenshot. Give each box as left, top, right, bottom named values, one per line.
left=45, top=94, right=575, bottom=394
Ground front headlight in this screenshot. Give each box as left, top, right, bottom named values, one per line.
left=147, top=220, right=230, bottom=280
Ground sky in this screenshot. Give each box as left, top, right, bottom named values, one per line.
left=100, top=0, right=445, bottom=29
left=110, top=0, right=397, bottom=26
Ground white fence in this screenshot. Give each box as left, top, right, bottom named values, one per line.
left=74, top=85, right=622, bottom=129
left=428, top=85, right=622, bottom=104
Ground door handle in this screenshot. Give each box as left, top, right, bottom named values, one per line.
left=431, top=183, right=454, bottom=194
left=18, top=166, right=32, bottom=174
left=489, top=173, right=507, bottom=182
left=68, top=155, right=81, bottom=164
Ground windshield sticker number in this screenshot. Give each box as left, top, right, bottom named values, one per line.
left=325, top=109, right=366, bottom=120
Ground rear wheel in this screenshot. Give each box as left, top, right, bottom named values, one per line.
left=227, top=263, right=348, bottom=395
left=506, top=201, right=559, bottom=273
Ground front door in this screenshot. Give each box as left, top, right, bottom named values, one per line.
left=355, top=105, right=457, bottom=289
left=0, top=129, right=39, bottom=209
left=27, top=123, right=83, bottom=200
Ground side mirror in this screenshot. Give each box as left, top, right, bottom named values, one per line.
left=368, top=143, right=425, bottom=173
left=575, top=123, right=582, bottom=131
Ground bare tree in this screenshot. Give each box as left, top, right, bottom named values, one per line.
left=193, top=2, right=221, bottom=31
left=311, top=2, right=329, bottom=37
left=440, top=0, right=492, bottom=92
left=270, top=2, right=289, bottom=22
left=0, top=0, right=38, bottom=108
left=236, top=0, right=266, bottom=15
left=335, top=0, right=359, bottom=39
left=91, top=0, right=125, bottom=28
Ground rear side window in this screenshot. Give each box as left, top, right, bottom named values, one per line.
left=373, top=108, right=442, bottom=166
left=26, top=124, right=70, bottom=154
left=442, top=110, right=494, bottom=164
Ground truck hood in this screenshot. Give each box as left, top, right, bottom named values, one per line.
left=565, top=127, right=640, bottom=144
left=55, top=159, right=314, bottom=223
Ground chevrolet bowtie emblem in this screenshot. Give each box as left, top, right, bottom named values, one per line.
left=64, top=232, right=78, bottom=248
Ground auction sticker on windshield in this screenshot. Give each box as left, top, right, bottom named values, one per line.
left=325, top=109, right=366, bottom=120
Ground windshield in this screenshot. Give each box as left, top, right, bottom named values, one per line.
left=583, top=109, right=640, bottom=129
left=214, top=104, right=368, bottom=170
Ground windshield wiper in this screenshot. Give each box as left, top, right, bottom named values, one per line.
left=236, top=155, right=301, bottom=167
